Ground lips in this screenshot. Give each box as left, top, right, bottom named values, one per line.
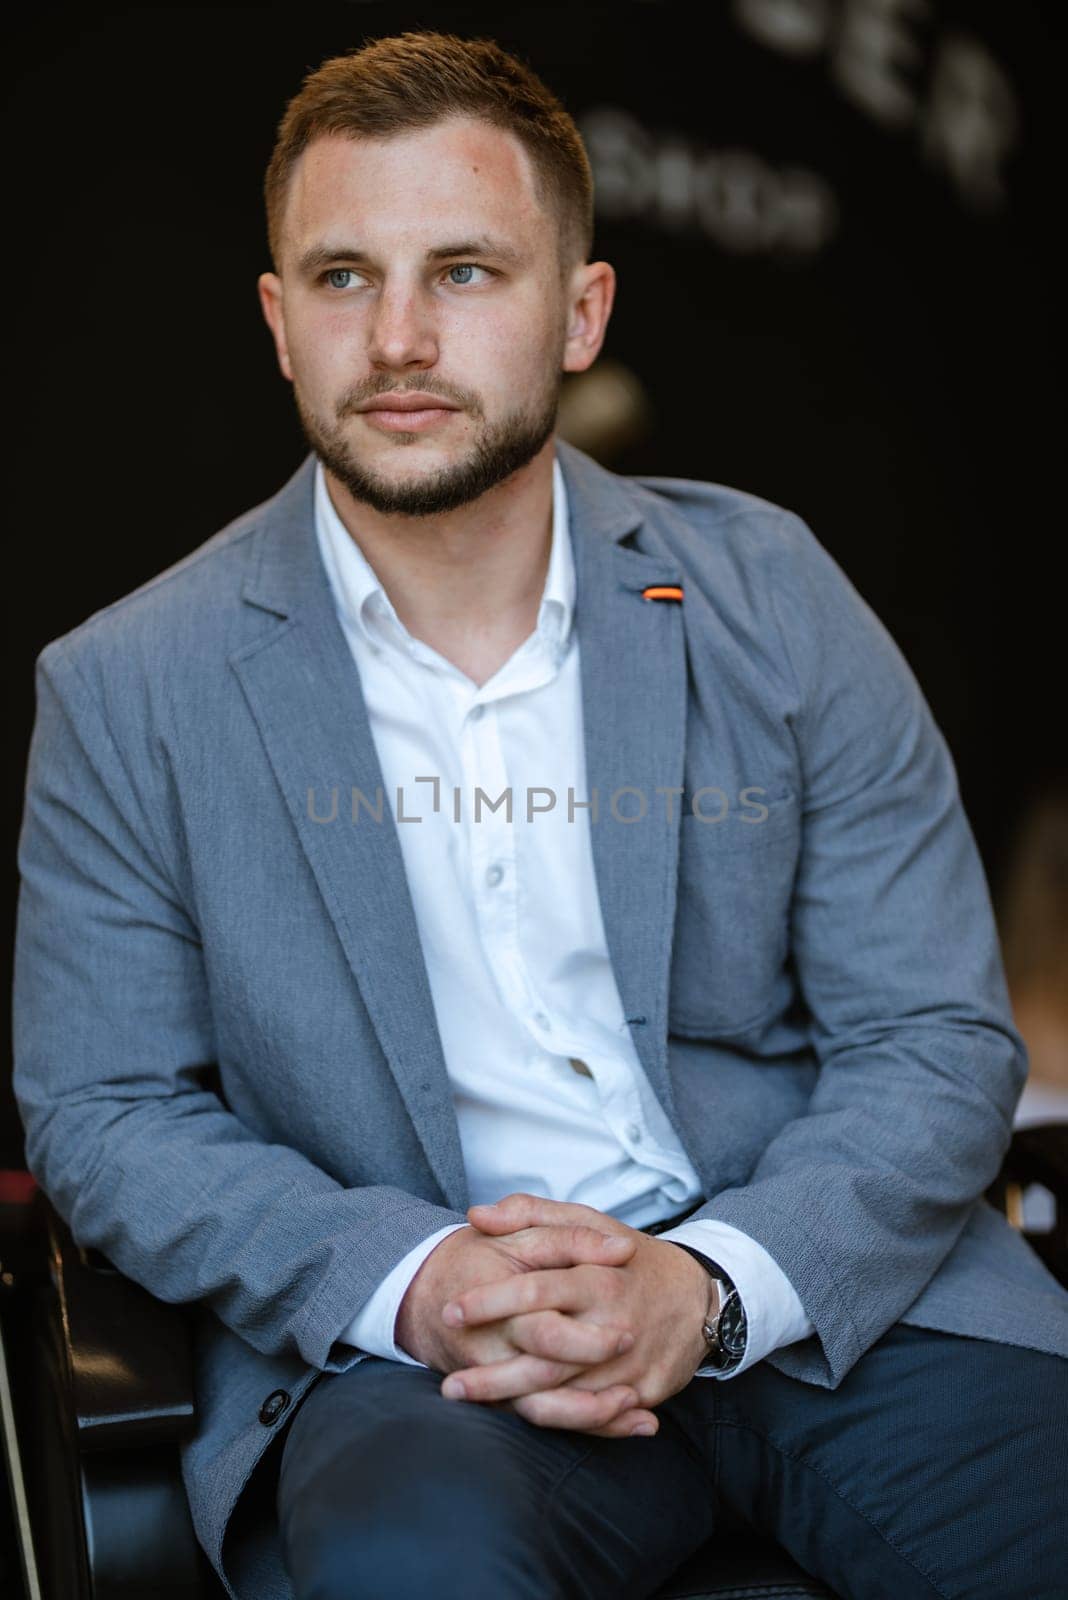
left=358, top=399, right=460, bottom=434
left=358, top=394, right=459, bottom=413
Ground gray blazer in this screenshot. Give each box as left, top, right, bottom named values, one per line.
left=13, top=440, right=1068, bottom=1600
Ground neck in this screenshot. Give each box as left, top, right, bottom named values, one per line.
left=323, top=438, right=557, bottom=645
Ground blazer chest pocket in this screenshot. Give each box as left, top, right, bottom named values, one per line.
left=668, top=790, right=800, bottom=1036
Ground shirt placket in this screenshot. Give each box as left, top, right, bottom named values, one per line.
left=463, top=631, right=570, bottom=1037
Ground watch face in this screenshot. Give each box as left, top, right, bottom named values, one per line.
left=719, top=1292, right=748, bottom=1358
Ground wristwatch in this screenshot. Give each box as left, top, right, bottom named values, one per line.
left=669, top=1244, right=748, bottom=1374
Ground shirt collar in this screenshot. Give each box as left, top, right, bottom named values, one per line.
left=313, top=450, right=575, bottom=662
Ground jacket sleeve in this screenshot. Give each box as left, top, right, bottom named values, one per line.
left=12, top=639, right=468, bottom=1374
left=690, top=511, right=1027, bottom=1390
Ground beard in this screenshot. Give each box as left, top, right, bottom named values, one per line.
left=291, top=352, right=565, bottom=518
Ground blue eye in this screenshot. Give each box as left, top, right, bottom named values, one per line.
left=446, top=264, right=492, bottom=285
left=325, top=268, right=359, bottom=289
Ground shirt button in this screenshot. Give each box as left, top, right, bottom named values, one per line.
left=626, top=1122, right=643, bottom=1143
left=569, top=1057, right=593, bottom=1077
left=533, top=1012, right=552, bottom=1032
left=259, top=1389, right=291, bottom=1426
left=485, top=863, right=504, bottom=888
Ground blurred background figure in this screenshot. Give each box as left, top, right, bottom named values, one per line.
left=557, top=360, right=654, bottom=462
left=998, top=779, right=1068, bottom=1127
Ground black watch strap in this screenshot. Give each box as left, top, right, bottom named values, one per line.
left=668, top=1243, right=749, bottom=1372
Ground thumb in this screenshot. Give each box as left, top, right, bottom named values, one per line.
left=467, top=1194, right=549, bottom=1233
left=470, top=1193, right=613, bottom=1234
left=497, top=1223, right=637, bottom=1271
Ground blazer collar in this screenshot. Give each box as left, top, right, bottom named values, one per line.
left=240, top=437, right=655, bottom=618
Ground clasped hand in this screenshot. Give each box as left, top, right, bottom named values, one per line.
left=394, top=1193, right=713, bottom=1439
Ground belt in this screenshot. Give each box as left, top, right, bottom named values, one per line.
left=639, top=1196, right=706, bottom=1236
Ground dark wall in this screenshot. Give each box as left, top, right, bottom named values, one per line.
left=4, top=2, right=1062, bottom=1163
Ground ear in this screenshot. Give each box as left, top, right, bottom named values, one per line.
left=562, top=261, right=617, bottom=376
left=257, top=272, right=293, bottom=382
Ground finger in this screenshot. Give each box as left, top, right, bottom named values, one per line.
left=495, top=1397, right=658, bottom=1438
left=508, top=1310, right=634, bottom=1366
left=443, top=1266, right=593, bottom=1329
left=512, top=1379, right=659, bottom=1437
left=510, top=1383, right=649, bottom=1433
left=442, top=1353, right=585, bottom=1403
left=469, top=1194, right=616, bottom=1235
left=505, top=1223, right=635, bottom=1271
left=581, top=1408, right=661, bottom=1440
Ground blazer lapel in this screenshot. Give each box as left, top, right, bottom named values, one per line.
left=231, top=456, right=470, bottom=1210
left=230, top=443, right=690, bottom=1210
left=556, top=441, right=689, bottom=1128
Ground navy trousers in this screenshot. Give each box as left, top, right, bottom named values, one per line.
left=275, top=1324, right=1068, bottom=1600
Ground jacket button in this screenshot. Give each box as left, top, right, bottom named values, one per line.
left=259, top=1389, right=291, bottom=1426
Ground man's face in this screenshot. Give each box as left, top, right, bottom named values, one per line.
left=259, top=116, right=599, bottom=517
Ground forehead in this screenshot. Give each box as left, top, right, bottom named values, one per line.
left=282, top=117, right=548, bottom=256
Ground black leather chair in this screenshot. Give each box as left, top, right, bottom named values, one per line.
left=2, top=1127, right=1065, bottom=1600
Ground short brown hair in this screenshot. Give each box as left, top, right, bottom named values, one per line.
left=264, top=31, right=594, bottom=280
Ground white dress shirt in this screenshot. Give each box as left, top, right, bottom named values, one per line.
left=314, top=452, right=814, bottom=1378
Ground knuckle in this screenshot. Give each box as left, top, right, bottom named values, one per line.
left=517, top=1312, right=550, bottom=1354
left=588, top=1322, right=617, bottom=1354
left=519, top=1275, right=543, bottom=1312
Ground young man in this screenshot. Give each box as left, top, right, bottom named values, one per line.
left=13, top=29, right=1068, bottom=1600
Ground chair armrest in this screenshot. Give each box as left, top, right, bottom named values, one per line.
left=35, top=1189, right=196, bottom=1452
left=986, top=1121, right=1068, bottom=1287
left=1001, top=1121, right=1068, bottom=1197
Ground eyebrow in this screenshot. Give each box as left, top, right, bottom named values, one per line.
left=296, top=235, right=526, bottom=278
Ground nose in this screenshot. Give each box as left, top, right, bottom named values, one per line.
left=366, top=280, right=439, bottom=372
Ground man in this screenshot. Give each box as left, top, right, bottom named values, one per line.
left=13, top=28, right=1068, bottom=1600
